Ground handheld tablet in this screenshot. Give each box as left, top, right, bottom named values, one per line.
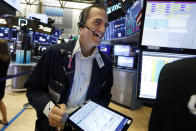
left=67, top=100, right=133, bottom=131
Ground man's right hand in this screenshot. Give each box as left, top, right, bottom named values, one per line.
left=48, top=104, right=66, bottom=127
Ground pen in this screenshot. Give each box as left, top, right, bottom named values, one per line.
left=51, top=101, right=68, bottom=123
left=51, top=100, right=61, bottom=109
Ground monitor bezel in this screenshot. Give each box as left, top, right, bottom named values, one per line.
left=136, top=49, right=196, bottom=106
left=117, top=56, right=135, bottom=69
left=113, top=44, right=131, bottom=56
left=34, top=32, right=51, bottom=45
left=138, top=0, right=196, bottom=53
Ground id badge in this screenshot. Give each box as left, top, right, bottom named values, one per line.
left=95, top=53, right=104, bottom=68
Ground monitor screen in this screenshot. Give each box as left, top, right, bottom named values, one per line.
left=0, top=27, right=10, bottom=40
left=104, top=18, right=126, bottom=40
left=34, top=32, right=50, bottom=45
left=114, top=45, right=130, bottom=56
left=11, top=28, right=17, bottom=40
left=98, top=44, right=111, bottom=55
left=114, top=17, right=126, bottom=38
left=138, top=51, right=196, bottom=100
left=68, top=100, right=132, bottom=131
left=105, top=0, right=125, bottom=22
left=103, top=0, right=143, bottom=41
left=141, top=1, right=196, bottom=50
left=52, top=27, right=63, bottom=37
left=117, top=56, right=134, bottom=68
left=125, top=0, right=142, bottom=37
left=50, top=35, right=58, bottom=44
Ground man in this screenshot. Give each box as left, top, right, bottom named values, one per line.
left=148, top=57, right=196, bottom=131
left=25, top=4, right=113, bottom=131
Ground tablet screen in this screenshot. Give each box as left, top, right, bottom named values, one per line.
left=68, top=101, right=132, bottom=131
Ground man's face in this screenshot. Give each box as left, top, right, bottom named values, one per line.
left=80, top=7, right=108, bottom=46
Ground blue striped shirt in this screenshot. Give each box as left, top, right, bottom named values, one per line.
left=66, top=39, right=98, bottom=113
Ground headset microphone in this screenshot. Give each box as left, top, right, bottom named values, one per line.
left=78, top=22, right=102, bottom=38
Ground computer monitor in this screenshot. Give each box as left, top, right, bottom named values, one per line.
left=140, top=1, right=196, bottom=50
left=11, top=28, right=17, bottom=41
left=34, top=32, right=50, bottom=45
left=0, top=27, right=10, bottom=40
left=52, top=27, right=63, bottom=37
left=38, top=33, right=50, bottom=45
left=138, top=51, right=196, bottom=101
left=50, top=35, right=58, bottom=44
left=98, top=44, right=111, bottom=55
left=114, top=45, right=131, bottom=56
left=117, top=56, right=134, bottom=68
left=125, top=0, right=142, bottom=37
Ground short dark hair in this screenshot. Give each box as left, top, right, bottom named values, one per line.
left=78, top=4, right=107, bottom=27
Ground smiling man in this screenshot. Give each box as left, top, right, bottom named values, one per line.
left=25, top=3, right=113, bottom=131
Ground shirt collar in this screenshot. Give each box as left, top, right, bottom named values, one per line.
left=72, top=39, right=99, bottom=59
left=72, top=39, right=81, bottom=57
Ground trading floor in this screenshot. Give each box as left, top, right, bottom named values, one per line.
left=0, top=79, right=152, bottom=131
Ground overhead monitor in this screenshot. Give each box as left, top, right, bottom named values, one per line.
left=117, top=56, right=134, bottom=68
left=138, top=51, right=196, bottom=101
left=140, top=1, right=196, bottom=50
left=34, top=32, right=51, bottom=45
left=114, top=17, right=126, bottom=38
left=52, top=27, right=63, bottom=37
left=104, top=17, right=126, bottom=40
left=114, top=45, right=131, bottom=56
left=0, top=27, right=10, bottom=40
left=123, top=0, right=135, bottom=11
left=125, top=0, right=142, bottom=37
left=104, top=0, right=125, bottom=21
left=50, top=35, right=58, bottom=44
left=103, top=0, right=143, bottom=40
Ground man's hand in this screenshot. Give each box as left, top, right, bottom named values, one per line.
left=48, top=104, right=66, bottom=127
left=188, top=95, right=196, bottom=115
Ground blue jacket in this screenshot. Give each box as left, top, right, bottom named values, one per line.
left=25, top=40, right=113, bottom=130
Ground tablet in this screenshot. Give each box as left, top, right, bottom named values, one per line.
left=67, top=100, right=133, bottom=131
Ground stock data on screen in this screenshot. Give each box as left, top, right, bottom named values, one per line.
left=141, top=1, right=196, bottom=50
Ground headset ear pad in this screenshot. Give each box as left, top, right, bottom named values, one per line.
left=77, top=22, right=82, bottom=28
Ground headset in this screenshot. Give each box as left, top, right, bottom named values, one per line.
left=77, top=9, right=86, bottom=28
